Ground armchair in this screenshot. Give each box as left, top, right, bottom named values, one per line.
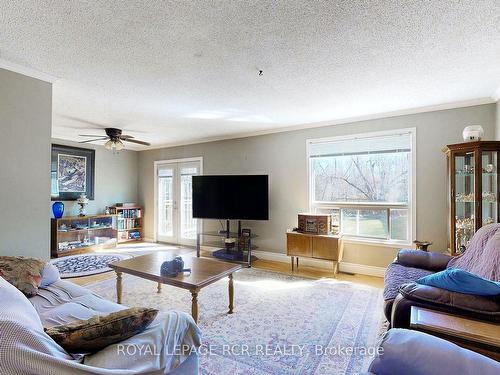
left=383, top=223, right=500, bottom=328
left=366, top=329, right=500, bottom=375
left=391, top=283, right=500, bottom=328
left=396, top=249, right=452, bottom=271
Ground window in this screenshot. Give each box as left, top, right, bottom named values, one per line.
left=308, top=129, right=415, bottom=243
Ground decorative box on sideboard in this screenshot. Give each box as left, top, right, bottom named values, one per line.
left=286, top=230, right=342, bottom=274
left=297, top=213, right=331, bottom=235
left=51, top=215, right=118, bottom=258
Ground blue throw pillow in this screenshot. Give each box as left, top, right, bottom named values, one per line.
left=417, top=268, right=500, bottom=296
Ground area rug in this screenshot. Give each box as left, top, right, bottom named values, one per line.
left=50, top=253, right=132, bottom=278
left=85, top=268, right=384, bottom=374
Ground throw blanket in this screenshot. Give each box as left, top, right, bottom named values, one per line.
left=1, top=276, right=201, bottom=375
left=448, top=224, right=500, bottom=281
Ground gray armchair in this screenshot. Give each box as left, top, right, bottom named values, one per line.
left=391, top=282, right=500, bottom=328
left=383, top=224, right=500, bottom=328
left=383, top=249, right=452, bottom=324
left=366, top=329, right=500, bottom=375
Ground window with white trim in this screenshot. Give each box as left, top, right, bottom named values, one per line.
left=308, top=129, right=415, bottom=243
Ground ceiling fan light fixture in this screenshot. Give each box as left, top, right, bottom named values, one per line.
left=115, top=140, right=124, bottom=151
left=104, top=139, right=114, bottom=150
left=104, top=139, right=125, bottom=151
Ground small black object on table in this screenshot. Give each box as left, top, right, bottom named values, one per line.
left=413, top=240, right=433, bottom=251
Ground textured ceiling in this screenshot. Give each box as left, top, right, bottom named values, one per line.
left=1, top=1, right=500, bottom=149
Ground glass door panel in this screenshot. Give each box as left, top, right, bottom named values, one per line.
left=156, top=159, right=201, bottom=245
left=481, top=151, right=497, bottom=226
left=179, top=164, right=200, bottom=245
left=157, top=166, right=175, bottom=242
left=454, top=152, right=475, bottom=253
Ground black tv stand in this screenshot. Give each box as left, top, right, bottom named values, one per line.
left=196, top=221, right=257, bottom=267
left=218, top=220, right=243, bottom=238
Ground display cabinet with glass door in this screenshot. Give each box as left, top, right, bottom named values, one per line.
left=51, top=214, right=118, bottom=258
left=445, top=141, right=500, bottom=255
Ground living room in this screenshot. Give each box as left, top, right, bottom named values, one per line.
left=1, top=2, right=500, bottom=375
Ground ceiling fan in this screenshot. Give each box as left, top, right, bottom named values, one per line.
left=79, top=128, right=151, bottom=151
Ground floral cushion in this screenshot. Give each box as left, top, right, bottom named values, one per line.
left=45, top=307, right=159, bottom=353
left=0, top=256, right=46, bottom=297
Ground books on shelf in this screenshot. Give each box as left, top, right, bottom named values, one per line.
left=109, top=205, right=142, bottom=241
left=110, top=208, right=141, bottom=218
left=118, top=218, right=139, bottom=231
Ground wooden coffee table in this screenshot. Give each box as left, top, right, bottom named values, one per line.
left=109, top=252, right=242, bottom=323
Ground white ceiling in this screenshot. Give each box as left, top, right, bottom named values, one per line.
left=1, top=1, right=500, bottom=150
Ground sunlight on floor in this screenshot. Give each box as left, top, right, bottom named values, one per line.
left=235, top=278, right=315, bottom=291
left=94, top=242, right=187, bottom=254
left=235, top=276, right=368, bottom=292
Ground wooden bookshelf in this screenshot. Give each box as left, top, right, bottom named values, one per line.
left=109, top=205, right=143, bottom=243
left=51, top=215, right=118, bottom=258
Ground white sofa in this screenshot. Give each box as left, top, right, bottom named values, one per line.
left=0, top=265, right=201, bottom=375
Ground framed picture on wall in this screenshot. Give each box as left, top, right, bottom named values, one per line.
left=51, top=144, right=95, bottom=200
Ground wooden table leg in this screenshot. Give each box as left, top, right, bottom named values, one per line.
left=116, top=271, right=123, bottom=304
left=191, top=290, right=199, bottom=323
left=296, top=257, right=299, bottom=268
left=157, top=282, right=162, bottom=294
left=291, top=256, right=294, bottom=271
left=228, top=273, right=234, bottom=314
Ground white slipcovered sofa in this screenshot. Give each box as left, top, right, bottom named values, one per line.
left=0, top=265, right=201, bottom=375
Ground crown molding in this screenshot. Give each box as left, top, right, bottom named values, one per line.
left=145, top=97, right=496, bottom=151
left=493, top=86, right=500, bottom=102
left=0, top=58, right=58, bottom=83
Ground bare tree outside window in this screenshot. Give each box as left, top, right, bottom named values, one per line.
left=312, top=152, right=409, bottom=203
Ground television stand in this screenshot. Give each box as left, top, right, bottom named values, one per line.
left=217, top=220, right=243, bottom=238
left=196, top=224, right=258, bottom=268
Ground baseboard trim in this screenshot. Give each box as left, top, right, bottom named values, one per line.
left=338, top=262, right=386, bottom=278
left=253, top=250, right=386, bottom=277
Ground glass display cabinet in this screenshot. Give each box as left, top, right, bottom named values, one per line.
left=51, top=214, right=118, bottom=258
left=445, top=141, right=500, bottom=255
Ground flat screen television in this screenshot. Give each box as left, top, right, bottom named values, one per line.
left=192, top=175, right=269, bottom=220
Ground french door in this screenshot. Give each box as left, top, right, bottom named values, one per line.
left=155, top=158, right=202, bottom=245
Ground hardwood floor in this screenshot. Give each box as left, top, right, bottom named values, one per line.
left=68, top=242, right=383, bottom=289
left=252, top=258, right=384, bottom=288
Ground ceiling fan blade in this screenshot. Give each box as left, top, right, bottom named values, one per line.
left=120, top=135, right=135, bottom=139
left=79, top=137, right=108, bottom=143
left=79, top=134, right=105, bottom=137
left=60, top=115, right=108, bottom=129
left=122, top=138, right=151, bottom=146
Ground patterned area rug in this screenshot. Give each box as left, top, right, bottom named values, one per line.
left=86, top=268, right=384, bottom=374
left=50, top=253, right=132, bottom=278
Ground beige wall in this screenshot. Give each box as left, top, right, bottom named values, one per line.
left=0, top=69, right=52, bottom=259
left=138, top=104, right=496, bottom=268
left=51, top=139, right=139, bottom=216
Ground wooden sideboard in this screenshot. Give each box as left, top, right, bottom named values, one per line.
left=286, top=230, right=342, bottom=274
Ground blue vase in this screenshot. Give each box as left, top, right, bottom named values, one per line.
left=52, top=201, right=64, bottom=219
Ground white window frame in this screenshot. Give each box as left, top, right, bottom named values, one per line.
left=306, top=128, right=416, bottom=246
